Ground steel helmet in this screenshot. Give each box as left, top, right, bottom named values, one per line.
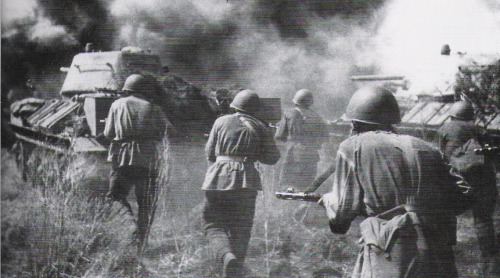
left=448, top=101, right=474, bottom=121
left=122, top=74, right=157, bottom=97
left=345, top=86, right=401, bottom=125
left=292, top=89, right=314, bottom=107
left=230, top=89, right=260, bottom=114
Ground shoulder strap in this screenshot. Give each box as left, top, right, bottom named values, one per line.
left=392, top=135, right=421, bottom=208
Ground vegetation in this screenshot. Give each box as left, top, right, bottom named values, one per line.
left=1, top=140, right=499, bottom=277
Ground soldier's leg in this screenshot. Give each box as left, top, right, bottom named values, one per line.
left=203, top=191, right=232, bottom=266
left=135, top=166, right=158, bottom=250
left=472, top=182, right=498, bottom=275
left=107, top=166, right=133, bottom=215
left=227, top=189, right=257, bottom=263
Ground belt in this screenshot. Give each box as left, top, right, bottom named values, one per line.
left=216, top=156, right=251, bottom=163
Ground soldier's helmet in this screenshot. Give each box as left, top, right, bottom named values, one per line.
left=345, top=86, right=401, bottom=125
left=292, top=89, right=314, bottom=107
left=230, top=89, right=261, bottom=115
left=122, top=74, right=158, bottom=97
left=448, top=101, right=474, bottom=121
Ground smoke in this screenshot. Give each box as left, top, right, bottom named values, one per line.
left=111, top=0, right=387, bottom=117
left=4, top=0, right=499, bottom=118
left=372, top=0, right=500, bottom=96
left=1, top=0, right=114, bottom=99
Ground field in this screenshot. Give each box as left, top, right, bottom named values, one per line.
left=1, top=138, right=499, bottom=278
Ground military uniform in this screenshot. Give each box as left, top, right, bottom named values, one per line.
left=320, top=86, right=467, bottom=278
left=322, top=131, right=467, bottom=277
left=438, top=119, right=498, bottom=274
left=104, top=89, right=170, bottom=248
left=275, top=92, right=329, bottom=190
left=202, top=91, right=280, bottom=275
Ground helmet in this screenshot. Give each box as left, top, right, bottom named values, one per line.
left=345, top=86, right=401, bottom=125
left=292, top=89, right=314, bottom=107
left=448, top=101, right=474, bottom=121
left=441, top=44, right=451, bottom=55
left=122, top=74, right=157, bottom=97
left=230, top=89, right=260, bottom=114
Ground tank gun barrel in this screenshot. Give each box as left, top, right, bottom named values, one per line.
left=458, top=65, right=498, bottom=74
left=350, top=75, right=406, bottom=81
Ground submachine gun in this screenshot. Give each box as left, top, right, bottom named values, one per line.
left=474, top=145, right=500, bottom=154
left=275, top=187, right=322, bottom=202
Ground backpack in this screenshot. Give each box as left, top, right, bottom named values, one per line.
left=449, top=138, right=485, bottom=178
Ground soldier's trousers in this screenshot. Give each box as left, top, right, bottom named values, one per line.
left=108, top=165, right=158, bottom=246
left=472, top=182, right=498, bottom=258
left=202, top=189, right=258, bottom=265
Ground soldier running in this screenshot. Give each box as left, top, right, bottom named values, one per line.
left=104, top=74, right=171, bottom=252
left=274, top=89, right=329, bottom=191
left=317, top=86, right=469, bottom=277
left=202, top=89, right=280, bottom=277
left=438, top=100, right=499, bottom=276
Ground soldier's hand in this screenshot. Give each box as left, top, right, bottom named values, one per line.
left=318, top=192, right=338, bottom=220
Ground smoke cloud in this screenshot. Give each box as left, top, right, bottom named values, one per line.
left=110, top=0, right=387, bottom=117
left=1, top=0, right=114, bottom=99
left=373, top=0, right=500, bottom=96
left=3, top=0, right=499, bottom=117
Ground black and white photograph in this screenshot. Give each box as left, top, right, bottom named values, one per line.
left=1, top=0, right=500, bottom=277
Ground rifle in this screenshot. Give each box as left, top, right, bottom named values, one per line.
left=275, top=188, right=322, bottom=202
left=474, top=145, right=500, bottom=154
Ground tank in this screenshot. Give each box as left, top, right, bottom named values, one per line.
left=9, top=46, right=282, bottom=179
left=327, top=53, right=500, bottom=150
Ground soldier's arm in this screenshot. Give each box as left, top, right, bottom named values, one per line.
left=274, top=112, right=288, bottom=142
left=304, top=161, right=336, bottom=193
left=259, top=127, right=281, bottom=165
left=103, top=104, right=115, bottom=139
left=205, top=120, right=219, bottom=163
left=442, top=158, right=474, bottom=215
left=320, top=150, right=361, bottom=234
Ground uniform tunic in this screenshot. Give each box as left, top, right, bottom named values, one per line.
left=203, top=112, right=280, bottom=191
left=438, top=120, right=498, bottom=261
left=104, top=95, right=170, bottom=168
left=274, top=106, right=329, bottom=189
left=324, top=131, right=467, bottom=277
left=202, top=112, right=280, bottom=266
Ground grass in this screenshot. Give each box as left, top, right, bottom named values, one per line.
left=1, top=140, right=499, bottom=277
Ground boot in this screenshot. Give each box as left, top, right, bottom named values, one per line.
left=222, top=252, right=239, bottom=278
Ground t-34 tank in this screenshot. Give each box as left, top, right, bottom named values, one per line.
left=8, top=45, right=282, bottom=180
left=327, top=55, right=500, bottom=154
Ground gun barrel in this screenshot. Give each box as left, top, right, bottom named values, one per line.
left=350, top=75, right=406, bottom=81
left=474, top=146, right=500, bottom=154
left=275, top=191, right=322, bottom=202
left=458, top=65, right=494, bottom=74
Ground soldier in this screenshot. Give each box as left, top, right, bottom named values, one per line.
left=438, top=100, right=499, bottom=276
left=318, top=86, right=469, bottom=277
left=202, top=89, right=280, bottom=277
left=104, top=74, right=171, bottom=252
left=274, top=89, right=329, bottom=190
